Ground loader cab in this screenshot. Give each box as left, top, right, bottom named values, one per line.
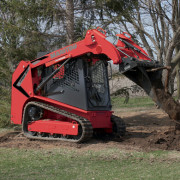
left=41, top=57, right=111, bottom=111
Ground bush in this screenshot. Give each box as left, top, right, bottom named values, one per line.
left=0, top=87, right=11, bottom=128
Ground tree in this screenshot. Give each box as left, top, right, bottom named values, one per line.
left=0, top=0, right=62, bottom=85
left=66, top=0, right=74, bottom=45
left=103, top=0, right=180, bottom=97
left=0, top=0, right=139, bottom=88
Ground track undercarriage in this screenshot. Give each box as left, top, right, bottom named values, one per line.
left=23, top=101, right=93, bottom=142
left=22, top=101, right=126, bottom=142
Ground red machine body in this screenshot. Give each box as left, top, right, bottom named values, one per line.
left=11, top=27, right=155, bottom=142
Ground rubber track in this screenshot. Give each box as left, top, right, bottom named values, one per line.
left=22, top=101, right=93, bottom=143
left=111, top=115, right=126, bottom=137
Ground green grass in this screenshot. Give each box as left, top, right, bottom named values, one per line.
left=111, top=96, right=154, bottom=109
left=0, top=148, right=180, bottom=180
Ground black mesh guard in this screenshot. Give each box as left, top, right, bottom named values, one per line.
left=51, top=60, right=80, bottom=92
left=85, top=60, right=111, bottom=110
left=41, top=59, right=111, bottom=111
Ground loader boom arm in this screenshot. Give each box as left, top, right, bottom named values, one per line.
left=30, top=28, right=123, bottom=69
left=29, top=28, right=153, bottom=71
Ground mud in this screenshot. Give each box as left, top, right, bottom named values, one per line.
left=0, top=108, right=179, bottom=151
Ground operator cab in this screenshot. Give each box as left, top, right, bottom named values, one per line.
left=41, top=57, right=112, bottom=111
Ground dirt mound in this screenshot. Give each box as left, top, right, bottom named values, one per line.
left=147, top=129, right=180, bottom=150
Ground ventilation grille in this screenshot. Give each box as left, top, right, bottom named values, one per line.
left=50, top=60, right=80, bottom=92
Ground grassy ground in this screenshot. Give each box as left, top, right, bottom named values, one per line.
left=111, top=96, right=154, bottom=109
left=0, top=148, right=180, bottom=180
left=1, top=93, right=180, bottom=180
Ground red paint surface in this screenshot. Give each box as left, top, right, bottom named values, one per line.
left=28, top=120, right=78, bottom=135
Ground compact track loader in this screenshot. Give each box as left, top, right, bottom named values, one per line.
left=11, top=27, right=166, bottom=142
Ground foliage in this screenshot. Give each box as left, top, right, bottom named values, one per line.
left=0, top=0, right=59, bottom=88
left=0, top=0, right=138, bottom=83
left=96, top=0, right=138, bottom=17
left=0, top=87, right=11, bottom=128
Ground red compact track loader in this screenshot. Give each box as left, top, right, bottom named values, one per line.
left=11, top=27, right=165, bottom=142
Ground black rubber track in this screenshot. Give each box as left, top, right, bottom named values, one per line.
left=111, top=115, right=126, bottom=137
left=22, top=101, right=93, bottom=143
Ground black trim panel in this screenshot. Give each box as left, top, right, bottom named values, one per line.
left=13, top=66, right=30, bottom=98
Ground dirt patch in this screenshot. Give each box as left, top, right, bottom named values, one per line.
left=147, top=130, right=180, bottom=150
left=117, top=108, right=180, bottom=151
left=0, top=131, right=20, bottom=143
left=0, top=107, right=180, bottom=151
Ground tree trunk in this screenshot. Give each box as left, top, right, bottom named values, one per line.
left=66, top=0, right=74, bottom=45
left=176, top=62, right=180, bottom=99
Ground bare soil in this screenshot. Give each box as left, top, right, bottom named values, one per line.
left=0, top=107, right=180, bottom=151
